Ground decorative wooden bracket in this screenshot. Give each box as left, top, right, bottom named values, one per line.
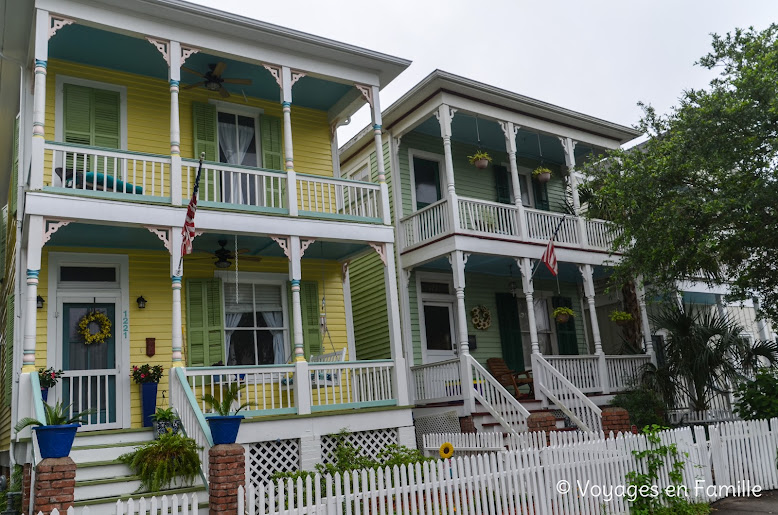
left=145, top=226, right=172, bottom=254
left=403, top=269, right=411, bottom=287
left=146, top=37, right=170, bottom=66
left=290, top=70, right=306, bottom=87
left=270, top=236, right=290, bottom=259
left=180, top=46, right=199, bottom=66
left=341, top=261, right=350, bottom=283
left=43, top=219, right=72, bottom=245
left=300, top=239, right=315, bottom=258
left=355, top=84, right=373, bottom=107
left=49, top=15, right=75, bottom=39
left=368, top=242, right=387, bottom=266
left=263, top=64, right=282, bottom=87
left=446, top=252, right=470, bottom=267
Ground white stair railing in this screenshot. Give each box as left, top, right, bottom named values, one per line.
left=170, top=367, right=213, bottom=483
left=532, top=353, right=602, bottom=432
left=466, top=354, right=530, bottom=434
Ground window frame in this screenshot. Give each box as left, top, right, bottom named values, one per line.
left=209, top=100, right=264, bottom=168
left=54, top=75, right=128, bottom=150
left=408, top=149, right=446, bottom=212
left=215, top=271, right=289, bottom=365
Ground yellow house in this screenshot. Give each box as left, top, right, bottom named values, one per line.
left=0, top=0, right=413, bottom=508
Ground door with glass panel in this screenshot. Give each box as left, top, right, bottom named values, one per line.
left=218, top=111, right=259, bottom=205
left=60, top=301, right=120, bottom=430
left=422, top=302, right=457, bottom=363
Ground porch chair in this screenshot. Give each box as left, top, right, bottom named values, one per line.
left=486, top=358, right=534, bottom=400
left=309, top=348, right=347, bottom=388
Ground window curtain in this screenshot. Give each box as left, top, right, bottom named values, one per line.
left=261, top=311, right=286, bottom=364
left=218, top=118, right=255, bottom=203
left=224, top=312, right=244, bottom=365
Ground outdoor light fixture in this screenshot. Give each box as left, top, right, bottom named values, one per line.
left=36, top=296, right=45, bottom=309
left=136, top=296, right=147, bottom=309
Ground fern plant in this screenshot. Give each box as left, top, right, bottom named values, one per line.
left=118, top=432, right=202, bottom=493
left=14, top=401, right=95, bottom=432
left=202, top=382, right=251, bottom=416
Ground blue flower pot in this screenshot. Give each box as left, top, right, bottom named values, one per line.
left=207, top=415, right=244, bottom=445
left=34, top=423, right=80, bottom=459
left=41, top=388, right=48, bottom=403
left=140, top=382, right=158, bottom=428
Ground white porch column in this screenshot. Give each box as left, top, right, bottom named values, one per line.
left=560, top=137, right=588, bottom=247
left=499, top=121, right=527, bottom=238
left=281, top=67, right=299, bottom=216
left=382, top=243, right=409, bottom=405
left=30, top=10, right=50, bottom=191
left=451, top=250, right=474, bottom=413
left=636, top=280, right=656, bottom=365
left=437, top=105, right=460, bottom=230
left=367, top=85, right=392, bottom=225
left=22, top=216, right=44, bottom=372
left=168, top=41, right=182, bottom=206
left=753, top=298, right=774, bottom=342
left=579, top=264, right=609, bottom=393
left=288, top=235, right=304, bottom=361
left=170, top=228, right=184, bottom=366
left=518, top=258, right=540, bottom=355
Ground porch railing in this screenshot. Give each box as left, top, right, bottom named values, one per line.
left=183, top=365, right=296, bottom=417
left=308, top=360, right=396, bottom=411
left=297, top=174, right=382, bottom=221
left=410, top=359, right=462, bottom=405
left=467, top=354, right=530, bottom=434
left=399, top=198, right=451, bottom=248
left=458, top=197, right=520, bottom=237
left=543, top=356, right=602, bottom=393
left=181, top=159, right=286, bottom=211
left=45, top=141, right=169, bottom=199
left=525, top=208, right=580, bottom=245
left=605, top=355, right=652, bottom=392
left=586, top=218, right=621, bottom=250
left=171, top=367, right=213, bottom=484
left=532, top=353, right=602, bottom=432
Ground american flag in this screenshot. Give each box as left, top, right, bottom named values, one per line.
left=181, top=153, right=205, bottom=257
left=541, top=237, right=558, bottom=276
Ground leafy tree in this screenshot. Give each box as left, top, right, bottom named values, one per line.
left=579, top=24, right=778, bottom=322
left=733, top=368, right=778, bottom=420
left=642, top=303, right=777, bottom=412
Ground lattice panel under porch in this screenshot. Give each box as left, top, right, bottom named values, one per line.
left=413, top=410, right=462, bottom=450
left=320, top=428, right=398, bottom=464
left=246, top=438, right=300, bottom=488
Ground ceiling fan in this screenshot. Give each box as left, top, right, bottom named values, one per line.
left=190, top=239, right=262, bottom=269
left=181, top=62, right=252, bottom=98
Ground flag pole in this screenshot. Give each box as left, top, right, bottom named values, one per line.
left=177, top=153, right=205, bottom=276
left=531, top=215, right=567, bottom=279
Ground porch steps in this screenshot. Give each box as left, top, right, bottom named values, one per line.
left=69, top=428, right=208, bottom=513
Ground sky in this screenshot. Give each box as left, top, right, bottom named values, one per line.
left=188, top=0, right=778, bottom=146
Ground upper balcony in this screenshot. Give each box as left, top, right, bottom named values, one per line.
left=23, top=2, right=410, bottom=227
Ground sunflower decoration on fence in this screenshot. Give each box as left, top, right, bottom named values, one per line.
left=439, top=441, right=454, bottom=459
left=78, top=310, right=112, bottom=345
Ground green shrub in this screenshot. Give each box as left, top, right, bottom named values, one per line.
left=118, top=432, right=201, bottom=493
left=610, top=386, right=666, bottom=429
left=734, top=368, right=778, bottom=420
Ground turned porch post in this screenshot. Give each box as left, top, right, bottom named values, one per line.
left=451, top=250, right=475, bottom=413
left=168, top=41, right=183, bottom=206
left=636, top=279, right=656, bottom=365
left=579, top=264, right=609, bottom=393
left=560, top=137, right=588, bottom=247
left=281, top=66, right=299, bottom=216
left=30, top=10, right=51, bottom=191
left=382, top=243, right=409, bottom=405
left=171, top=228, right=184, bottom=367
left=500, top=120, right=527, bottom=239
left=366, top=85, right=392, bottom=225
left=437, top=105, right=460, bottom=230
left=22, top=217, right=44, bottom=372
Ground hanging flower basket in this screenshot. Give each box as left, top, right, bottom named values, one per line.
left=533, top=166, right=552, bottom=183
left=467, top=151, right=492, bottom=170
left=609, top=310, right=634, bottom=326
left=77, top=311, right=112, bottom=345
left=552, top=307, right=575, bottom=324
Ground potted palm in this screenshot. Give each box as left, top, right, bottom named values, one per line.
left=15, top=401, right=95, bottom=458
left=203, top=382, right=251, bottom=445
left=609, top=310, right=634, bottom=326
left=533, top=166, right=552, bottom=183
left=552, top=307, right=575, bottom=324
left=38, top=367, right=64, bottom=402
left=132, top=364, right=163, bottom=427
left=467, top=150, right=492, bottom=170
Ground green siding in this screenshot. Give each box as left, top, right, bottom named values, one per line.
left=407, top=270, right=421, bottom=365
left=349, top=253, right=390, bottom=360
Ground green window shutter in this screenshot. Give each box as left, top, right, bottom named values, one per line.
left=533, top=180, right=549, bottom=211
left=552, top=296, right=578, bottom=355
left=10, top=117, right=18, bottom=215
left=260, top=115, right=283, bottom=170
left=5, top=294, right=14, bottom=406
left=192, top=102, right=217, bottom=162
left=185, top=278, right=224, bottom=367
left=495, top=292, right=524, bottom=371
left=0, top=207, right=6, bottom=280
left=494, top=165, right=511, bottom=204
left=92, top=89, right=120, bottom=150
left=301, top=281, right=322, bottom=358
left=63, top=84, right=92, bottom=147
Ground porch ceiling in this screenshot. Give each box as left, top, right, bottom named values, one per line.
left=44, top=222, right=369, bottom=262
left=412, top=113, right=597, bottom=166
left=49, top=25, right=353, bottom=111
left=416, top=254, right=612, bottom=283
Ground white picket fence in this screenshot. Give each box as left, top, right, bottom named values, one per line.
left=26, top=492, right=201, bottom=515
left=239, top=418, right=778, bottom=515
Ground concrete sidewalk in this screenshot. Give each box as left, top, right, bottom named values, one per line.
left=711, top=490, right=778, bottom=513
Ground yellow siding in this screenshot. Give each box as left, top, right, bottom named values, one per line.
left=44, top=59, right=334, bottom=186
left=33, top=247, right=347, bottom=428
